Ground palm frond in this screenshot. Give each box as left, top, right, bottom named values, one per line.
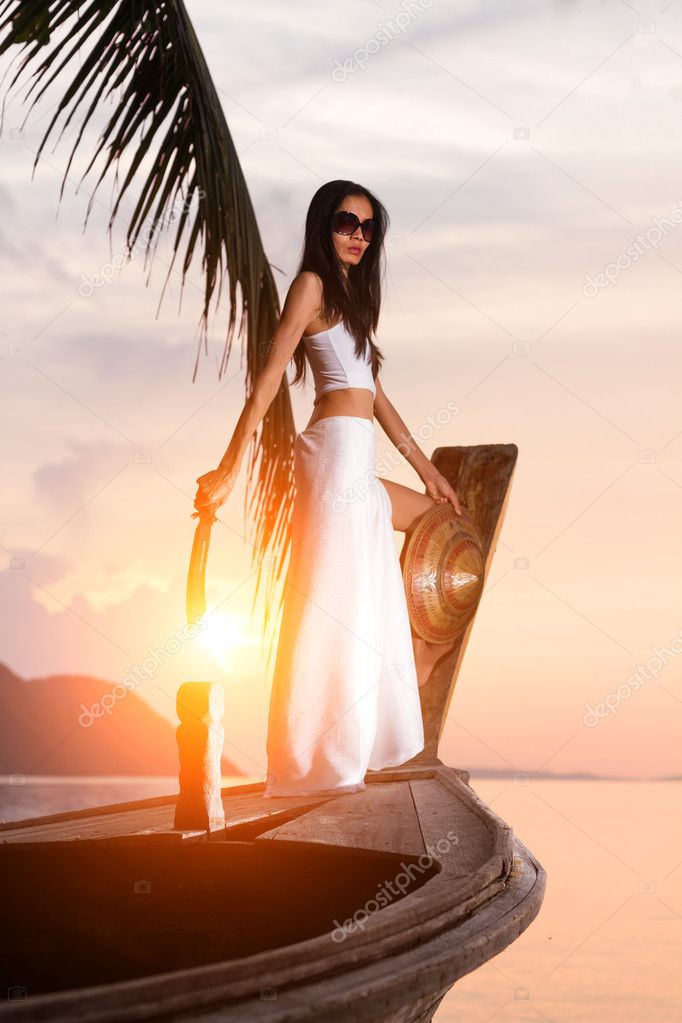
left=0, top=0, right=296, bottom=668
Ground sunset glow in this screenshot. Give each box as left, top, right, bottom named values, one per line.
left=195, top=609, right=243, bottom=672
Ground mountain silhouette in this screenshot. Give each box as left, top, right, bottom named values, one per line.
left=0, top=661, right=243, bottom=777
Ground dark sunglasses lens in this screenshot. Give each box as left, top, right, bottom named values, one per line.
left=333, top=211, right=357, bottom=235
left=362, top=219, right=376, bottom=242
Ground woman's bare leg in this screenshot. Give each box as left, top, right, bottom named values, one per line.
left=378, top=477, right=449, bottom=689
left=378, top=477, right=435, bottom=533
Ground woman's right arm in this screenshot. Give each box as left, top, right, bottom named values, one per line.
left=193, top=272, right=321, bottom=512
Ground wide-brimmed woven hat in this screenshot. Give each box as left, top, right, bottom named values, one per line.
left=400, top=502, right=485, bottom=644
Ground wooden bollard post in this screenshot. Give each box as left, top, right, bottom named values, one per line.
left=173, top=681, right=226, bottom=831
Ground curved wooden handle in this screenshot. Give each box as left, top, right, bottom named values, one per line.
left=186, top=507, right=217, bottom=624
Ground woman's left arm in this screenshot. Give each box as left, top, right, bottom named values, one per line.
left=373, top=377, right=463, bottom=514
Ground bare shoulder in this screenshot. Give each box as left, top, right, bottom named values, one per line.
left=281, top=271, right=322, bottom=331
left=291, top=270, right=323, bottom=304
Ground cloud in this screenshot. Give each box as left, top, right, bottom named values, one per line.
left=32, top=440, right=130, bottom=512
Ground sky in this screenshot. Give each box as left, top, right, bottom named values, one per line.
left=0, top=0, right=680, bottom=781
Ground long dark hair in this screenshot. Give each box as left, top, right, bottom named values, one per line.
left=290, top=180, right=389, bottom=389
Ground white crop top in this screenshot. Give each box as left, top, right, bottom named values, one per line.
left=302, top=321, right=376, bottom=400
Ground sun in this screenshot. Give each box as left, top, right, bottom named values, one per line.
left=195, top=608, right=242, bottom=671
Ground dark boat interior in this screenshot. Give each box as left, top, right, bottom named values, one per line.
left=0, top=837, right=439, bottom=996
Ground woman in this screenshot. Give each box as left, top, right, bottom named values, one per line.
left=194, top=180, right=462, bottom=798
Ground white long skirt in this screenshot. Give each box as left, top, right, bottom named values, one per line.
left=263, top=415, right=424, bottom=798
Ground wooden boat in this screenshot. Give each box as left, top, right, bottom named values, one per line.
left=0, top=444, right=546, bottom=1022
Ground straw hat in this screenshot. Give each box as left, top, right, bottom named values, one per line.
left=400, top=503, right=485, bottom=644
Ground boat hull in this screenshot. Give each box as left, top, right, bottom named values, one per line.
left=0, top=763, right=546, bottom=1021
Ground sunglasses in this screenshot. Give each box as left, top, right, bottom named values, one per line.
left=332, top=210, right=377, bottom=243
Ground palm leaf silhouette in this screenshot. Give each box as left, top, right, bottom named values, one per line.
left=0, top=0, right=296, bottom=667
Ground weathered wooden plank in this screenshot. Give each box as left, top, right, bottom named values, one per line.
left=0, top=802, right=177, bottom=843
left=365, top=765, right=439, bottom=783
left=0, top=780, right=269, bottom=834
left=0, top=774, right=443, bottom=846
left=409, top=778, right=495, bottom=877
left=0, top=791, right=331, bottom=845
left=256, top=781, right=426, bottom=856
